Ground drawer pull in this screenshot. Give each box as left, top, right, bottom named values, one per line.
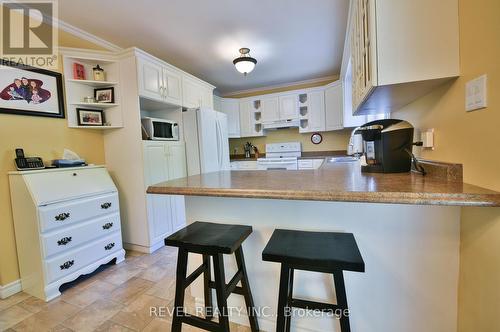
left=55, top=212, right=70, bottom=221
left=104, top=243, right=115, bottom=251
left=102, top=222, right=114, bottom=230
left=57, top=237, right=72, bottom=246
left=60, top=260, right=74, bottom=270
left=101, top=202, right=112, bottom=209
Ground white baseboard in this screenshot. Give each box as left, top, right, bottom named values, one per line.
left=123, top=241, right=165, bottom=254
left=0, top=279, right=22, bottom=299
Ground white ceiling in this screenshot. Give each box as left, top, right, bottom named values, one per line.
left=59, top=0, right=349, bottom=95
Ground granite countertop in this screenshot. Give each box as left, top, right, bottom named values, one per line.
left=147, top=161, right=500, bottom=207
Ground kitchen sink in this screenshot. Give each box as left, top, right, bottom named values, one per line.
left=328, top=156, right=360, bottom=163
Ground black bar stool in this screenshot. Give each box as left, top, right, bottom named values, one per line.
left=165, top=221, right=260, bottom=332
left=262, top=229, right=365, bottom=332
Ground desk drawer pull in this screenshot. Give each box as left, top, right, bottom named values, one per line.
left=60, top=260, right=74, bottom=270
left=57, top=237, right=72, bottom=246
left=104, top=243, right=115, bottom=251
left=101, top=202, right=112, bottom=209
left=55, top=213, right=70, bottom=221
left=102, top=222, right=113, bottom=230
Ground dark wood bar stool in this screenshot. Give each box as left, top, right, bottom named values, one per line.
left=262, top=229, right=365, bottom=332
left=165, top=221, right=260, bottom=332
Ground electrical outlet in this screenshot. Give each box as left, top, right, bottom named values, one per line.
left=465, top=75, right=488, bottom=112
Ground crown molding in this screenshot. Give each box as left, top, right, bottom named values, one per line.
left=57, top=19, right=123, bottom=52
left=221, top=75, right=338, bottom=97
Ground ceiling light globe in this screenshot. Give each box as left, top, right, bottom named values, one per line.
left=234, top=59, right=256, bottom=74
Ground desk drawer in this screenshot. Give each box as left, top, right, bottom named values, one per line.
left=38, top=193, right=118, bottom=233
left=41, top=213, right=121, bottom=258
left=45, top=232, right=122, bottom=284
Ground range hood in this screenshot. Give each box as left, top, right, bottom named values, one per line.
left=262, top=119, right=300, bottom=130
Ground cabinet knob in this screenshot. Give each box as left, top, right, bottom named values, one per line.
left=60, top=260, right=74, bottom=270
left=55, top=212, right=70, bottom=221
left=104, top=242, right=115, bottom=251
left=57, top=237, right=72, bottom=246
left=102, top=222, right=113, bottom=230
left=101, top=202, right=112, bottom=209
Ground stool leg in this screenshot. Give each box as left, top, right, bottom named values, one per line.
left=284, top=268, right=294, bottom=332
left=172, top=248, right=188, bottom=332
left=333, top=271, right=350, bottom=332
left=276, top=264, right=291, bottom=332
left=213, top=253, right=230, bottom=332
left=203, top=254, right=214, bottom=319
left=235, top=247, right=260, bottom=332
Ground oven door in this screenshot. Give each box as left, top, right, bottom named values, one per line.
left=152, top=121, right=179, bottom=140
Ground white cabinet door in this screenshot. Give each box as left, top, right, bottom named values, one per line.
left=261, top=97, right=280, bottom=122
left=163, top=68, right=182, bottom=106
left=201, top=88, right=214, bottom=109
left=300, top=91, right=325, bottom=133
left=221, top=98, right=240, bottom=138
left=143, top=141, right=169, bottom=187
left=325, top=83, right=344, bottom=130
left=239, top=100, right=253, bottom=137
left=138, top=58, right=164, bottom=102
left=147, top=194, right=173, bottom=243
left=166, top=142, right=187, bottom=180
left=182, top=77, right=201, bottom=109
left=279, top=94, right=298, bottom=120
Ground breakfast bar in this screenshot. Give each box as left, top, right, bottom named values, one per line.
left=147, top=162, right=500, bottom=332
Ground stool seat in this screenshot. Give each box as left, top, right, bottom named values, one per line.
left=166, top=221, right=252, bottom=255
left=262, top=229, right=365, bottom=273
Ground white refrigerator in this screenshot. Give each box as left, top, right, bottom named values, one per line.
left=183, top=107, right=231, bottom=176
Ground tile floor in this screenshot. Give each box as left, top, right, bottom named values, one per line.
left=0, top=247, right=251, bottom=332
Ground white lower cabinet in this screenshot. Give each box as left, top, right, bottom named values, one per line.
left=8, top=166, right=125, bottom=301
left=143, top=141, right=187, bottom=248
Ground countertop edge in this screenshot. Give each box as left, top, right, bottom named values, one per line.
left=146, top=187, right=500, bottom=207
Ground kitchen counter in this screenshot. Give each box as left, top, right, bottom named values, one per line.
left=147, top=160, right=493, bottom=331
left=147, top=161, right=500, bottom=207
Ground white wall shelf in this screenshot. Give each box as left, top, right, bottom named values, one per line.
left=61, top=50, right=124, bottom=129
left=66, top=79, right=119, bottom=87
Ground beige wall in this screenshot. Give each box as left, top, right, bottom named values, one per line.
left=392, top=0, right=500, bottom=331
left=227, top=76, right=351, bottom=154
left=0, top=32, right=107, bottom=286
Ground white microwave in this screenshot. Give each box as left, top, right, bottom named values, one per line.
left=141, top=117, right=179, bottom=141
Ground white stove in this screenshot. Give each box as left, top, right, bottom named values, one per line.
left=257, top=142, right=301, bottom=170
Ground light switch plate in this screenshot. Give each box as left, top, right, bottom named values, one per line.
left=466, top=75, right=488, bottom=112
left=421, top=128, right=434, bottom=150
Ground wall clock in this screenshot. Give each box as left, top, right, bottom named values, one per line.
left=311, top=133, right=323, bottom=144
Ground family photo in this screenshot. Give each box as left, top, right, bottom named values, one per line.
left=0, top=77, right=51, bottom=105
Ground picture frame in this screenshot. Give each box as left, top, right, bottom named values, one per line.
left=94, top=87, right=114, bottom=103
left=0, top=60, right=65, bottom=118
left=73, top=62, right=86, bottom=80
left=76, top=108, right=104, bottom=126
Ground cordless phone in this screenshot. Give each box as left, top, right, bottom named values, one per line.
left=14, top=148, right=45, bottom=171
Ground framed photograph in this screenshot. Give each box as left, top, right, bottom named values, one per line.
left=94, top=87, right=114, bottom=103
left=73, top=62, right=86, bottom=80
left=76, top=108, right=104, bottom=126
left=0, top=60, right=65, bottom=118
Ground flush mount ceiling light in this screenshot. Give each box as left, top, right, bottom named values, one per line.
left=233, top=48, right=257, bottom=75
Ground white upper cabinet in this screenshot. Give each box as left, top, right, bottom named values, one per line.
left=182, top=76, right=214, bottom=109
left=137, top=57, right=182, bottom=106
left=325, top=82, right=344, bottom=131
left=279, top=94, right=298, bottom=120
left=137, top=57, right=163, bottom=102
left=220, top=98, right=241, bottom=138
left=163, top=67, right=182, bottom=105
left=261, top=97, right=280, bottom=123
left=349, top=0, right=459, bottom=114
left=239, top=99, right=263, bottom=137
left=299, top=90, right=325, bottom=133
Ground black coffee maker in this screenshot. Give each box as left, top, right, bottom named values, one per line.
left=356, top=119, right=415, bottom=173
